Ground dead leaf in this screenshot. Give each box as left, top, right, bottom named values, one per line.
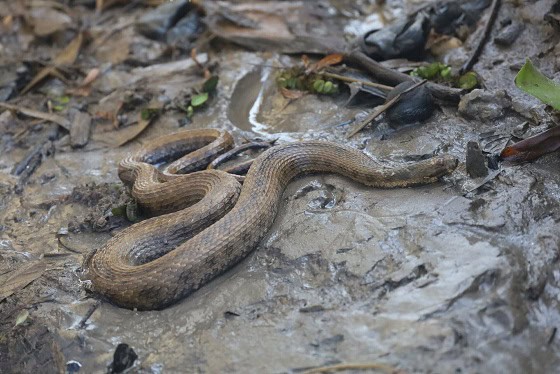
left=280, top=87, right=305, bottom=99
left=110, top=114, right=157, bottom=147
left=427, top=33, right=463, bottom=57
left=96, top=0, right=129, bottom=13
left=20, top=32, right=84, bottom=95
left=500, top=126, right=560, bottom=162
left=54, top=32, right=84, bottom=65
left=15, top=310, right=29, bottom=326
left=0, top=102, right=71, bottom=130
left=0, top=261, right=46, bottom=303
left=204, top=2, right=345, bottom=54
left=307, top=53, right=344, bottom=74
left=95, top=33, right=131, bottom=64
left=27, top=7, right=72, bottom=36
left=66, top=68, right=101, bottom=96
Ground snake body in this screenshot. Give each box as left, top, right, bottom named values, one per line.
left=84, top=129, right=458, bottom=310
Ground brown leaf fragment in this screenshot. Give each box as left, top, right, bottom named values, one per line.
left=69, top=109, right=92, bottom=148
left=0, top=261, right=46, bottom=303
left=20, top=32, right=84, bottom=95
left=0, top=102, right=71, bottom=130
left=27, top=7, right=72, bottom=36
left=113, top=114, right=156, bottom=147
left=500, top=126, right=560, bottom=162
left=307, top=53, right=344, bottom=74
left=280, top=87, right=305, bottom=99
left=66, top=68, right=100, bottom=97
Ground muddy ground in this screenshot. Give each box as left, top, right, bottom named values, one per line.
left=1, top=0, right=560, bottom=373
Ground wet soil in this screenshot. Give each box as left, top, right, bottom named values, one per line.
left=1, top=1, right=560, bottom=373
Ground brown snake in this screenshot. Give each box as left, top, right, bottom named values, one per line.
left=84, top=129, right=458, bottom=310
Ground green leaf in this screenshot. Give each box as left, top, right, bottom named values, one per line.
left=202, top=76, right=219, bottom=93
left=515, top=59, right=560, bottom=110
left=141, top=108, right=159, bottom=121
left=191, top=92, right=208, bottom=107
left=313, top=79, right=325, bottom=93
left=458, top=72, right=479, bottom=90
left=111, top=205, right=127, bottom=217
left=15, top=310, right=29, bottom=326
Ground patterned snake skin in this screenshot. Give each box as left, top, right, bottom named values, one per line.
left=84, top=129, right=458, bottom=310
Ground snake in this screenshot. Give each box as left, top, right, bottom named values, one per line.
left=84, top=129, right=458, bottom=310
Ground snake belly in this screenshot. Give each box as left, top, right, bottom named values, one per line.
left=84, top=129, right=458, bottom=310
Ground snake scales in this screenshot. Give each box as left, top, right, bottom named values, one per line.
left=84, top=129, right=458, bottom=310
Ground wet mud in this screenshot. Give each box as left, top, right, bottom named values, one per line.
left=1, top=0, right=560, bottom=373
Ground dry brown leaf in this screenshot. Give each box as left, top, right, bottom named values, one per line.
left=66, top=68, right=101, bottom=96
left=500, top=126, right=560, bottom=162
left=0, top=261, right=46, bottom=302
left=0, top=102, right=71, bottom=130
left=307, top=53, right=344, bottom=73
left=116, top=114, right=156, bottom=146
left=54, top=32, right=84, bottom=65
left=280, top=87, right=305, bottom=99
left=20, top=32, right=84, bottom=95
left=27, top=7, right=72, bottom=36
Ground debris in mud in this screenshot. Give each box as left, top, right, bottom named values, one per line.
left=68, top=183, right=131, bottom=232
left=0, top=261, right=46, bottom=303
left=66, top=360, right=82, bottom=373
left=362, top=12, right=431, bottom=61
left=458, top=88, right=511, bottom=120
left=494, top=20, right=524, bottom=46
left=1, top=0, right=560, bottom=373
left=385, top=80, right=435, bottom=127
left=108, top=343, right=138, bottom=374
left=466, top=141, right=489, bottom=178
left=500, top=126, right=560, bottom=163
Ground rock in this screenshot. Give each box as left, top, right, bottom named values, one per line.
left=466, top=141, right=488, bottom=178
left=385, top=81, right=435, bottom=127
left=69, top=109, right=91, bottom=149
left=136, top=0, right=193, bottom=41
left=108, top=343, right=137, bottom=374
left=166, top=9, right=203, bottom=46
left=458, top=89, right=511, bottom=120
left=362, top=12, right=430, bottom=61
left=494, top=22, right=524, bottom=46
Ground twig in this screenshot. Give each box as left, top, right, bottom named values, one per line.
left=346, top=50, right=463, bottom=103
left=0, top=102, right=71, bottom=130
left=301, top=362, right=403, bottom=374
left=460, top=0, right=501, bottom=73
left=78, top=300, right=102, bottom=329
left=346, top=80, right=427, bottom=138
left=322, top=71, right=393, bottom=92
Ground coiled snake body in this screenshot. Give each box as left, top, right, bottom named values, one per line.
left=84, top=129, right=457, bottom=310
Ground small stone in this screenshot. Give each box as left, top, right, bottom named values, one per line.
left=458, top=89, right=511, bottom=120
left=466, top=141, right=488, bottom=178
left=136, top=0, right=192, bottom=41
left=66, top=360, right=82, bottom=373
left=494, top=22, right=524, bottom=46
left=385, top=81, right=435, bottom=128
left=108, top=343, right=138, bottom=374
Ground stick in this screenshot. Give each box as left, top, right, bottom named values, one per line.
left=460, top=0, right=501, bottom=73
left=346, top=80, right=427, bottom=138
left=302, top=362, right=402, bottom=374
left=346, top=50, right=463, bottom=103
left=322, top=72, right=393, bottom=92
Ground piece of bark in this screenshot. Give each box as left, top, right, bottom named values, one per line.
left=69, top=109, right=91, bottom=148
left=466, top=141, right=489, bottom=178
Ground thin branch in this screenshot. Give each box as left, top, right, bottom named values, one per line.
left=346, top=50, right=463, bottom=103
left=302, top=362, right=402, bottom=374
left=322, top=71, right=393, bottom=92
left=460, top=0, right=501, bottom=73
left=346, top=80, right=427, bottom=138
